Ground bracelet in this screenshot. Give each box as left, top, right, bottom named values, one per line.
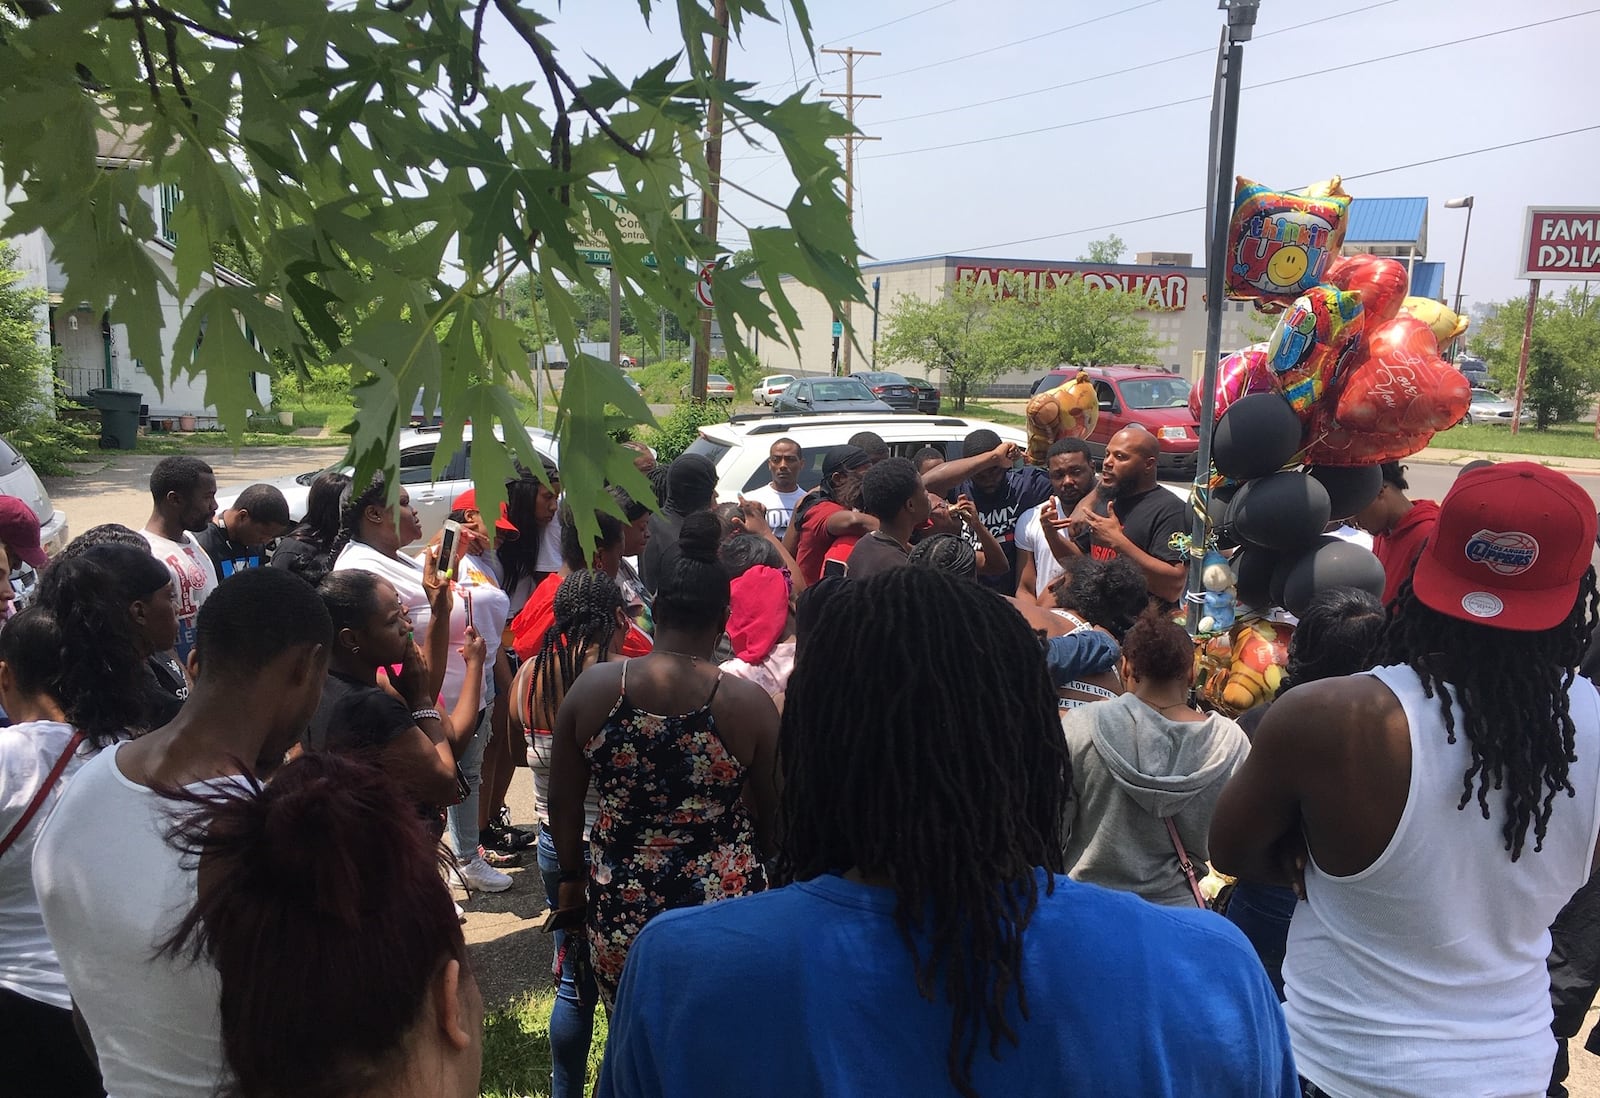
left=557, top=868, right=585, bottom=884
left=412, top=708, right=442, bottom=723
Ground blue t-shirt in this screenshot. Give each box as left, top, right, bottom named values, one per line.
left=598, top=871, right=1298, bottom=1098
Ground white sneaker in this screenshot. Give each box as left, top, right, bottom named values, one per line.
left=456, top=855, right=512, bottom=893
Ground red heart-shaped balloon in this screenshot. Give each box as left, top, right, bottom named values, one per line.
left=1333, top=316, right=1471, bottom=435
left=1299, top=403, right=1432, bottom=467
left=1324, top=254, right=1410, bottom=326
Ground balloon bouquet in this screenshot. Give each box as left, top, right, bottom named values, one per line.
left=1192, top=176, right=1472, bottom=717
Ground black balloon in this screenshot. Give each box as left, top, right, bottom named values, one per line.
left=1228, top=471, right=1332, bottom=552
left=1232, top=544, right=1280, bottom=610
left=1307, top=463, right=1383, bottom=521
left=1281, top=536, right=1387, bottom=616
left=1209, top=483, right=1241, bottom=550
left=1212, top=393, right=1303, bottom=481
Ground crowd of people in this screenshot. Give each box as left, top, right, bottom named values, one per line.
left=0, top=434, right=1598, bottom=1098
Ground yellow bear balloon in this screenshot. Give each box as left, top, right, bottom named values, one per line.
left=1399, top=297, right=1469, bottom=351
left=1024, top=371, right=1099, bottom=465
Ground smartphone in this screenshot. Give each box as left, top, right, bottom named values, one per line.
left=438, top=519, right=462, bottom=579
left=541, top=905, right=586, bottom=934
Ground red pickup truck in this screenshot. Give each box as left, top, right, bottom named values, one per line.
left=1032, top=365, right=1200, bottom=479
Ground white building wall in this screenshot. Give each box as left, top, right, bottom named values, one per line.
left=766, top=255, right=1274, bottom=392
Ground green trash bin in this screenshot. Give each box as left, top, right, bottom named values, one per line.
left=87, top=388, right=142, bottom=450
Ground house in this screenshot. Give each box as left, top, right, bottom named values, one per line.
left=1341, top=197, right=1447, bottom=302
left=1, top=126, right=271, bottom=426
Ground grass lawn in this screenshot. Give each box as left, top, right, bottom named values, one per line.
left=480, top=987, right=608, bottom=1098
left=1430, top=420, right=1600, bottom=461
left=959, top=401, right=1027, bottom=428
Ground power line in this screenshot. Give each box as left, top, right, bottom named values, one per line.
left=873, top=0, right=1398, bottom=126
left=950, top=124, right=1600, bottom=254
left=859, top=0, right=1171, bottom=84
left=867, top=9, right=1600, bottom=161
left=821, top=0, right=961, bottom=48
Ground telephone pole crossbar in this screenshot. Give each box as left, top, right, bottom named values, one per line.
left=822, top=46, right=880, bottom=375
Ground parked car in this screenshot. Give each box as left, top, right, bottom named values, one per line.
left=618, top=354, right=636, bottom=369
left=685, top=413, right=1027, bottom=499
left=0, top=435, right=70, bottom=609
left=752, top=374, right=796, bottom=405
left=1455, top=355, right=1490, bottom=388
left=1462, top=387, right=1533, bottom=426
left=849, top=371, right=921, bottom=414
left=624, top=374, right=643, bottom=396
left=772, top=376, right=895, bottom=416
left=681, top=373, right=737, bottom=401
left=901, top=375, right=942, bottom=414
left=1028, top=366, right=1199, bottom=479
left=215, top=424, right=560, bottom=548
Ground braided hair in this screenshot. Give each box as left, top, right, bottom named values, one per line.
left=907, top=532, right=977, bottom=578
left=526, top=570, right=623, bottom=730
left=1375, top=571, right=1600, bottom=860
left=778, top=568, right=1068, bottom=1098
left=330, top=474, right=388, bottom=560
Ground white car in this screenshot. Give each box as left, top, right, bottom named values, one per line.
left=216, top=423, right=560, bottom=546
left=683, top=412, right=1028, bottom=500
left=1, top=435, right=69, bottom=608
left=751, top=374, right=796, bottom=406
left=1462, top=388, right=1534, bottom=426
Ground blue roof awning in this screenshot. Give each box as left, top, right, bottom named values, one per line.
left=1408, top=261, right=1445, bottom=302
left=1346, top=197, right=1429, bottom=247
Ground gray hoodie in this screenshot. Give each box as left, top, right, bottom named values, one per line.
left=1061, top=692, right=1250, bottom=907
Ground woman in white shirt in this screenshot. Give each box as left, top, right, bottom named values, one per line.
left=1, top=553, right=163, bottom=1097
left=330, top=475, right=513, bottom=894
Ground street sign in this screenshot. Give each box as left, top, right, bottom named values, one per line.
left=1518, top=206, right=1600, bottom=280
left=695, top=261, right=717, bottom=309
left=579, top=194, right=667, bottom=269
left=831, top=320, right=843, bottom=337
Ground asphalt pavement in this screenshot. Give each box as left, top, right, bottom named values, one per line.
left=39, top=445, right=1600, bottom=1089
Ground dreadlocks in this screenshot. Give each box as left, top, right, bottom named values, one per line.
left=777, top=568, right=1068, bottom=1098
left=524, top=570, right=623, bottom=732
left=1375, top=570, right=1600, bottom=860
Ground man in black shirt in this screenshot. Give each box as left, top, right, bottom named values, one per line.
left=846, top=458, right=930, bottom=579
left=1078, top=427, right=1188, bottom=605
left=196, top=483, right=292, bottom=579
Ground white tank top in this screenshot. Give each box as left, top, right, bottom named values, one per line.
left=1285, top=663, right=1600, bottom=1098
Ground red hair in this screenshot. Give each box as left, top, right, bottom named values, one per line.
left=162, top=752, right=466, bottom=1097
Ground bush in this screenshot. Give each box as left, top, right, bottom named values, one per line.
left=633, top=358, right=690, bottom=403
left=5, top=414, right=94, bottom=476
left=645, top=400, right=729, bottom=464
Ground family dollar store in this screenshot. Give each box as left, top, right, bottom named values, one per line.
left=753, top=252, right=1272, bottom=395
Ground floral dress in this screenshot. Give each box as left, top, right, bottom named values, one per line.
left=583, top=663, right=766, bottom=1007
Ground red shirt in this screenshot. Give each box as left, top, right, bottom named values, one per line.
left=795, top=499, right=846, bottom=585
left=510, top=572, right=652, bottom=661
left=1373, top=498, right=1440, bottom=607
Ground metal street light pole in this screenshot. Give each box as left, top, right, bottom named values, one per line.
left=1185, top=0, right=1259, bottom=636
left=1445, top=195, right=1474, bottom=361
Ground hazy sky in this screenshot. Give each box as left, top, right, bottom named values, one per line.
left=480, top=0, right=1599, bottom=311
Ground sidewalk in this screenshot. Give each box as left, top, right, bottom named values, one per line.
left=1413, top=445, right=1600, bottom=474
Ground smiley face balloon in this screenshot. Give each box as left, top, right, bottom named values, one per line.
left=1225, top=176, right=1352, bottom=310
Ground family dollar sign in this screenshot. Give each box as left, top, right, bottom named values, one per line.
left=1520, top=207, right=1600, bottom=280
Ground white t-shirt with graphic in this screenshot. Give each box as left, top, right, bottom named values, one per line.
left=741, top=484, right=807, bottom=539
left=142, top=530, right=220, bottom=663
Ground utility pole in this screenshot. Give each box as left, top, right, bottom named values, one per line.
left=822, top=46, right=880, bottom=376
left=691, top=0, right=731, bottom=402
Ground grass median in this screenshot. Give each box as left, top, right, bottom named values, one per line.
left=480, top=987, right=608, bottom=1098
left=1430, top=420, right=1600, bottom=461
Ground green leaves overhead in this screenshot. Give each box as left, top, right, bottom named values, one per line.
left=0, top=0, right=864, bottom=540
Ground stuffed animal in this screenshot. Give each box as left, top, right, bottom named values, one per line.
left=1221, top=619, right=1293, bottom=713
left=1024, top=371, right=1099, bottom=465
left=1198, top=549, right=1238, bottom=634
left=1398, top=296, right=1470, bottom=352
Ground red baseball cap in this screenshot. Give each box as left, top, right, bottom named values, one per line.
left=450, top=488, right=519, bottom=537
left=0, top=495, right=48, bottom=568
left=1411, top=462, right=1597, bottom=632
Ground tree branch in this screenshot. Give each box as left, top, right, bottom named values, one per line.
left=129, top=0, right=162, bottom=106
left=491, top=0, right=646, bottom=161
left=108, top=1, right=252, bottom=46
left=463, top=0, right=489, bottom=105
left=161, top=14, right=199, bottom=126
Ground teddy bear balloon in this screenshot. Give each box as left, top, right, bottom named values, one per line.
left=1024, top=370, right=1099, bottom=465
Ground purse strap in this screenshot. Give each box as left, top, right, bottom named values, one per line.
left=0, top=730, right=85, bottom=859
left=1164, top=815, right=1207, bottom=908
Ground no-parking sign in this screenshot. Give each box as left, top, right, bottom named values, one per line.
left=695, top=262, right=717, bottom=309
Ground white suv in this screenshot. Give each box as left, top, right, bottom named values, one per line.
left=684, top=412, right=1027, bottom=500
left=216, top=423, right=560, bottom=545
